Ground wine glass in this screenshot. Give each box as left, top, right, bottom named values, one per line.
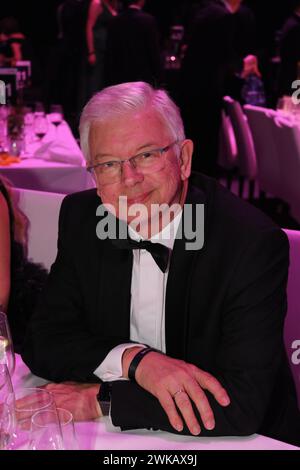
left=56, top=408, right=78, bottom=450
left=6, top=387, right=57, bottom=450
left=0, top=403, right=15, bottom=450
left=33, top=114, right=48, bottom=142
left=0, top=311, right=15, bottom=376
left=28, top=407, right=78, bottom=450
left=49, top=104, right=63, bottom=139
left=28, top=409, right=63, bottom=450
left=0, top=365, right=15, bottom=450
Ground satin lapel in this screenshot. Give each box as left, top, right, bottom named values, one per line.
left=96, top=236, right=133, bottom=341
left=165, top=182, right=208, bottom=359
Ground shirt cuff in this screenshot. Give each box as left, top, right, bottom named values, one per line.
left=93, top=343, right=146, bottom=381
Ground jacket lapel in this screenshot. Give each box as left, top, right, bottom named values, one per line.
left=165, top=180, right=208, bottom=359
left=96, top=220, right=133, bottom=341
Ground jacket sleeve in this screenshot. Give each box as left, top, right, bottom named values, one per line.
left=108, top=228, right=290, bottom=437
left=21, top=195, right=130, bottom=383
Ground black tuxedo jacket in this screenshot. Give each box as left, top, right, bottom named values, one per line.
left=181, top=0, right=256, bottom=100
left=279, top=13, right=300, bottom=96
left=104, top=8, right=162, bottom=87
left=22, top=174, right=300, bottom=446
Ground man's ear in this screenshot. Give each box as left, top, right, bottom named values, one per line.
left=179, top=139, right=194, bottom=181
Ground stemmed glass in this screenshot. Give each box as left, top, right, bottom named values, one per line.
left=49, top=104, right=63, bottom=139
left=0, top=403, right=15, bottom=450
left=0, top=311, right=15, bottom=376
left=6, top=387, right=57, bottom=450
left=33, top=114, right=48, bottom=142
left=0, top=364, right=15, bottom=450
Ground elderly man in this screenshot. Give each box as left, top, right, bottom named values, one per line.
left=22, top=82, right=300, bottom=445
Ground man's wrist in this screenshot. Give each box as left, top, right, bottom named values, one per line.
left=97, top=382, right=112, bottom=417
left=122, top=346, right=145, bottom=378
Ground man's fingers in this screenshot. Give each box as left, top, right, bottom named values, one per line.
left=157, top=390, right=183, bottom=433
left=173, top=390, right=201, bottom=435
left=184, top=381, right=215, bottom=430
left=196, top=370, right=230, bottom=407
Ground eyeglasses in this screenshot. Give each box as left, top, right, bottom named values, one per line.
left=87, top=140, right=179, bottom=186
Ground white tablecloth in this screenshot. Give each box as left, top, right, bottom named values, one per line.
left=0, top=158, right=95, bottom=194
left=12, top=355, right=299, bottom=451
left=0, top=117, right=95, bottom=194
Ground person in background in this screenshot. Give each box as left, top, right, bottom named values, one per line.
left=86, top=0, right=118, bottom=99
left=0, top=176, right=47, bottom=352
left=0, top=17, right=25, bottom=66
left=53, top=0, right=90, bottom=131
left=278, top=0, right=300, bottom=97
left=179, top=0, right=258, bottom=176
left=104, top=0, right=162, bottom=86
left=22, top=81, right=300, bottom=446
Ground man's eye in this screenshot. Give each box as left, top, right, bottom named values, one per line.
left=141, top=151, right=154, bottom=159
left=102, top=161, right=118, bottom=169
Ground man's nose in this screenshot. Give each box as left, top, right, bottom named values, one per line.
left=121, top=160, right=144, bottom=186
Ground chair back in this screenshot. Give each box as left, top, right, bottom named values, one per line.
left=244, top=105, right=283, bottom=198
left=273, top=115, right=300, bottom=223
left=13, top=188, right=64, bottom=270
left=218, top=110, right=237, bottom=169
left=223, top=96, right=257, bottom=179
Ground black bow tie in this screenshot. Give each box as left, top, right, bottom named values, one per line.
left=112, top=238, right=170, bottom=273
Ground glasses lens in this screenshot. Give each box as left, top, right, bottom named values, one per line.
left=91, top=143, right=174, bottom=185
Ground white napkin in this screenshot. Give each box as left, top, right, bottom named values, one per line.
left=34, top=138, right=85, bottom=166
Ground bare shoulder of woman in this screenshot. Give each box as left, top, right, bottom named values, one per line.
left=0, top=190, right=9, bottom=221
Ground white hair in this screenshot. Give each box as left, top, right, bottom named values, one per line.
left=79, top=81, right=186, bottom=164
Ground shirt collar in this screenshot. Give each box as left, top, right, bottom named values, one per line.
left=128, top=209, right=183, bottom=250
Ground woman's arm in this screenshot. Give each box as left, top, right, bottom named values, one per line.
left=0, top=192, right=11, bottom=312
left=86, top=0, right=103, bottom=65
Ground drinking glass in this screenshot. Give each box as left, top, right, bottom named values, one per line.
left=0, top=403, right=15, bottom=450
left=23, top=107, right=34, bottom=150
left=49, top=104, right=63, bottom=138
left=33, top=114, right=48, bottom=141
left=0, top=105, right=9, bottom=152
left=28, top=408, right=78, bottom=450
left=0, top=364, right=15, bottom=450
left=6, top=387, right=57, bottom=450
left=0, top=311, right=15, bottom=376
left=0, top=364, right=14, bottom=403
left=57, top=408, right=78, bottom=450
left=28, top=409, right=63, bottom=450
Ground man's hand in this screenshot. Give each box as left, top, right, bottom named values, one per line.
left=122, top=349, right=230, bottom=435
left=43, top=382, right=101, bottom=421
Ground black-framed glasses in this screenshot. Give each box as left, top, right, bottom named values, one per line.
left=87, top=140, right=179, bottom=185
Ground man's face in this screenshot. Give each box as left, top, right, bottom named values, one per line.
left=88, top=108, right=193, bottom=228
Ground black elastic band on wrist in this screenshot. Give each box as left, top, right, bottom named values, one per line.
left=128, top=347, right=156, bottom=382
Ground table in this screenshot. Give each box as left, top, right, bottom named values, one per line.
left=0, top=158, right=95, bottom=194
left=12, top=355, right=299, bottom=451
left=0, top=117, right=95, bottom=194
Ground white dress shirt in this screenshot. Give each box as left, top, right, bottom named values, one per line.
left=94, top=210, right=182, bottom=381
